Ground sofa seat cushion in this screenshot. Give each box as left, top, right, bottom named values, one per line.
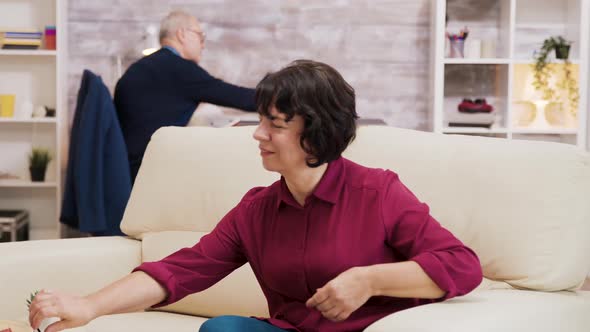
left=66, top=311, right=207, bottom=332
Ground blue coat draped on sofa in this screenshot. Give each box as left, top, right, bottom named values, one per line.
left=60, top=70, right=131, bottom=235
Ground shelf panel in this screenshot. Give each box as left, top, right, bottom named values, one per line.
left=444, top=58, right=511, bottom=65
left=0, top=180, right=57, bottom=188
left=0, top=118, right=57, bottom=123
left=511, top=128, right=578, bottom=135
left=513, top=59, right=580, bottom=65
left=443, top=127, right=508, bottom=134
left=515, top=23, right=571, bottom=30
left=0, top=50, right=57, bottom=56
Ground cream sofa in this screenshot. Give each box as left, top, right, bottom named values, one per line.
left=2, top=126, right=590, bottom=332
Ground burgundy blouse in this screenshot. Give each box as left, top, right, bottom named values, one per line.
left=135, top=157, right=482, bottom=332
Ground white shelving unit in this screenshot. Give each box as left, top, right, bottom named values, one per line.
left=0, top=0, right=66, bottom=240
left=430, top=0, right=589, bottom=148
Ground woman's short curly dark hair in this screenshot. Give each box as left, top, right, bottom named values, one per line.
left=255, top=59, right=358, bottom=167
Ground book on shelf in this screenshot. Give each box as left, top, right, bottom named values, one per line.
left=0, top=27, right=42, bottom=33
left=2, top=39, right=41, bottom=46
left=3, top=31, right=43, bottom=39
left=446, top=111, right=495, bottom=128
left=448, top=123, right=493, bottom=128
left=1, top=31, right=42, bottom=49
left=1, top=44, right=40, bottom=50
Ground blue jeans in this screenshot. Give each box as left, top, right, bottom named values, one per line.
left=199, top=315, right=289, bottom=332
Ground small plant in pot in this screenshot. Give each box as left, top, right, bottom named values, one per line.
left=532, top=36, right=579, bottom=116
left=28, top=148, right=52, bottom=182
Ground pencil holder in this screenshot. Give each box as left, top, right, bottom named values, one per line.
left=449, top=38, right=465, bottom=58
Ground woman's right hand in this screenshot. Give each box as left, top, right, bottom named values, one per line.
left=28, top=289, right=96, bottom=332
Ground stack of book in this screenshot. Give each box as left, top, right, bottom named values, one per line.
left=0, top=30, right=42, bottom=49
left=447, top=112, right=495, bottom=128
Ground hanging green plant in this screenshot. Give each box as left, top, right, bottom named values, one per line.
left=531, top=36, right=579, bottom=116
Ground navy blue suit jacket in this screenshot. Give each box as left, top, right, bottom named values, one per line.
left=114, top=48, right=256, bottom=182
left=61, top=70, right=131, bottom=235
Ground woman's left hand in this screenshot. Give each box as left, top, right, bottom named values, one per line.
left=305, top=266, right=373, bottom=322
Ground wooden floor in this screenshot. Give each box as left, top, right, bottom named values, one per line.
left=582, top=277, right=590, bottom=291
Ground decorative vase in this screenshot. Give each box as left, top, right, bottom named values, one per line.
left=512, top=101, right=536, bottom=127
left=544, top=102, right=566, bottom=126
left=29, top=167, right=46, bottom=182
left=544, top=102, right=578, bottom=128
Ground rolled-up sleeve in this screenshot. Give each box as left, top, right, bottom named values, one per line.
left=381, top=174, right=483, bottom=300
left=133, top=203, right=248, bottom=307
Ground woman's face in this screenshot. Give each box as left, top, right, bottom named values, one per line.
left=253, top=106, right=308, bottom=175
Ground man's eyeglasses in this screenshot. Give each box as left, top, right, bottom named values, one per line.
left=186, top=28, right=206, bottom=43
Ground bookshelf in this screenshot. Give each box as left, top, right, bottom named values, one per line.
left=430, top=0, right=589, bottom=148
left=0, top=0, right=66, bottom=240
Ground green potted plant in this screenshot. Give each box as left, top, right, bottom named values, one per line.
left=28, top=148, right=52, bottom=182
left=532, top=36, right=579, bottom=116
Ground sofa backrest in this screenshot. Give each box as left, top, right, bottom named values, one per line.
left=121, top=126, right=590, bottom=317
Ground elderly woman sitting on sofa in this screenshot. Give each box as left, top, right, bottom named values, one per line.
left=29, top=60, right=483, bottom=332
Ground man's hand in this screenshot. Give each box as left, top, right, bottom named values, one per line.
left=305, top=267, right=374, bottom=322
left=28, top=289, right=96, bottom=332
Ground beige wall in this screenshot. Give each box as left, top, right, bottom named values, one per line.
left=67, top=0, right=432, bottom=129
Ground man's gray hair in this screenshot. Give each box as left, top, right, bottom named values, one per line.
left=159, top=10, right=194, bottom=43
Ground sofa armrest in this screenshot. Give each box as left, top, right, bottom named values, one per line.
left=0, top=237, right=141, bottom=321
left=365, top=290, right=590, bottom=332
